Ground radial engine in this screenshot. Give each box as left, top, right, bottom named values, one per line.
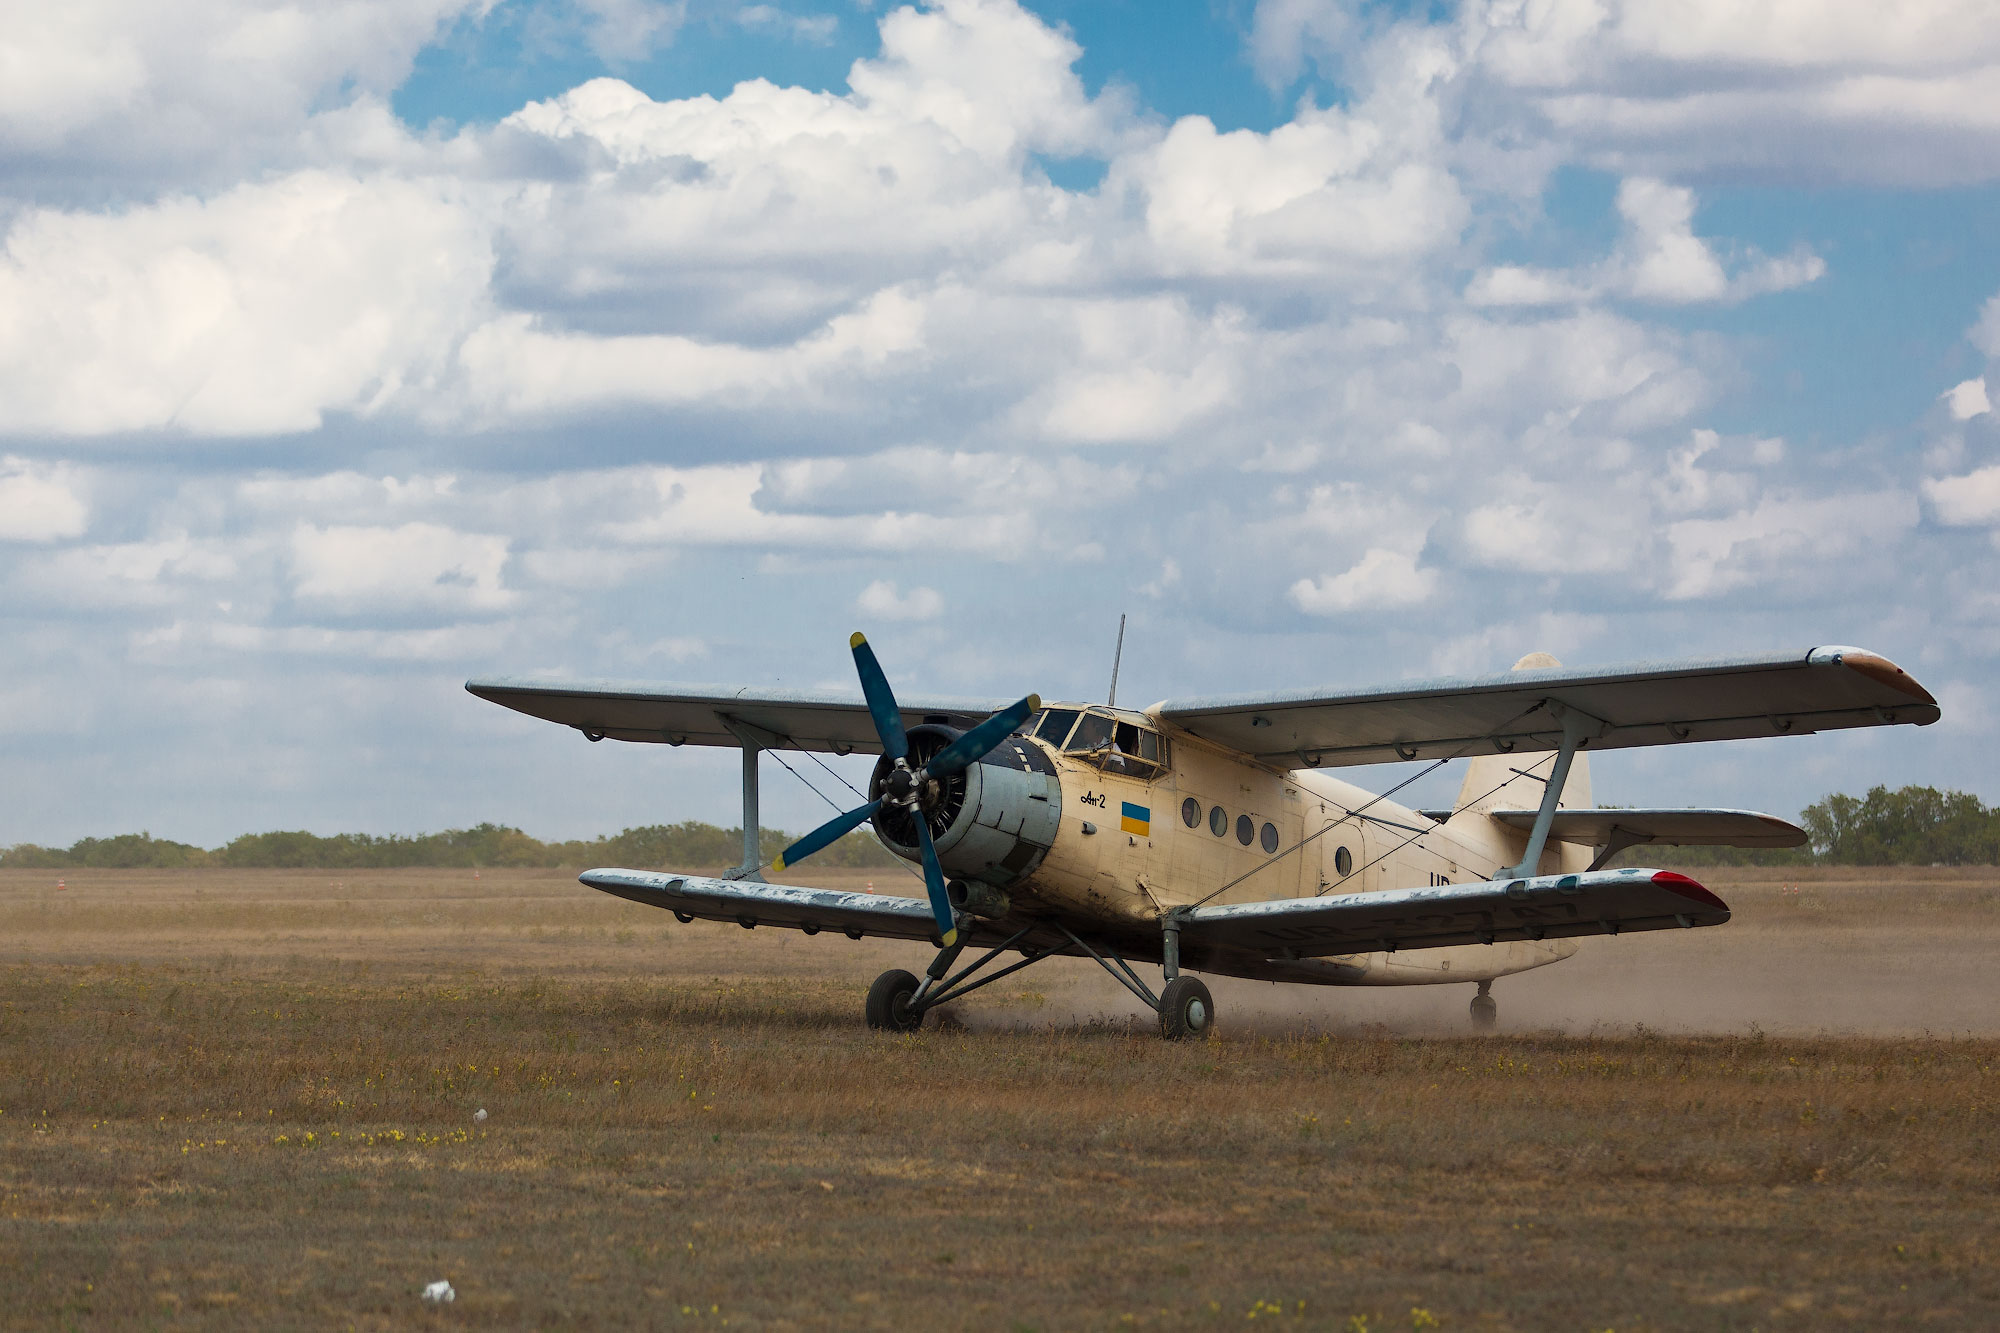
left=869, top=723, right=1062, bottom=901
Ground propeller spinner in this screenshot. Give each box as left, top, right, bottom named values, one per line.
left=771, top=632, right=1039, bottom=948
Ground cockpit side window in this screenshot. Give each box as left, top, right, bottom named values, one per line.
left=1059, top=709, right=1170, bottom=777
left=1066, top=712, right=1114, bottom=754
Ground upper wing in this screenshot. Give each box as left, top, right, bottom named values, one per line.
left=1180, top=867, right=1729, bottom=958
left=1486, top=808, right=1807, bottom=849
left=466, top=678, right=1010, bottom=753
left=1153, top=645, right=1936, bottom=767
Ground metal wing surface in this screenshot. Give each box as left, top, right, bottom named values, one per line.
left=1486, top=808, right=1807, bottom=849
left=465, top=678, right=1010, bottom=752
left=579, top=869, right=1074, bottom=953
left=1153, top=645, right=1936, bottom=767
left=1180, top=868, right=1730, bottom=958
left=581, top=868, right=940, bottom=939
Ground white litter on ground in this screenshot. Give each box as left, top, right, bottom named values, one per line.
left=473, top=1108, right=487, bottom=1123
left=421, top=1280, right=455, bottom=1304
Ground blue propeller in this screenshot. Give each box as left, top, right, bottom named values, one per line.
left=770, top=632, right=1040, bottom=948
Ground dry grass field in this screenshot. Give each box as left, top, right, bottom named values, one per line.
left=3, top=862, right=1996, bottom=1329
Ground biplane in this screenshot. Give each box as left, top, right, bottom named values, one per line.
left=467, top=638, right=1937, bottom=1038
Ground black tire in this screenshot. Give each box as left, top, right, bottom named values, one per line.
left=1470, top=993, right=1498, bottom=1030
left=1159, top=976, right=1215, bottom=1041
left=865, top=969, right=925, bottom=1032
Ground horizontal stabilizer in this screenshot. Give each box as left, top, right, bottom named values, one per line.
left=1155, top=645, right=1936, bottom=767
left=1179, top=867, right=1729, bottom=959
left=1484, top=807, right=1806, bottom=849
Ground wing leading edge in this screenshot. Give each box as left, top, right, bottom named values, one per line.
left=579, top=868, right=1071, bottom=953
left=466, top=678, right=1009, bottom=753
left=1154, top=645, right=1936, bottom=767
left=1180, top=867, right=1729, bottom=958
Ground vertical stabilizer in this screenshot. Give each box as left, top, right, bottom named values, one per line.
left=1448, top=653, right=1592, bottom=868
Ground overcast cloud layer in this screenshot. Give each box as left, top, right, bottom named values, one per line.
left=2, top=0, right=1996, bottom=845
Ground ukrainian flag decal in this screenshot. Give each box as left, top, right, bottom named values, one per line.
left=1120, top=802, right=1151, bottom=837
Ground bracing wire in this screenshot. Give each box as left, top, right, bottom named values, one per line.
left=765, top=746, right=924, bottom=885
left=1184, top=701, right=1551, bottom=910
left=1325, top=750, right=1560, bottom=893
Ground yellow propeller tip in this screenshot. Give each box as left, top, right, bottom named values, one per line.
left=770, top=855, right=786, bottom=873
left=1026, top=693, right=1041, bottom=712
left=849, top=631, right=867, bottom=648
left=941, top=929, right=958, bottom=948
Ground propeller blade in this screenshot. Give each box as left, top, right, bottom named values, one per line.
left=912, top=813, right=957, bottom=949
left=849, top=632, right=908, bottom=760
left=924, top=694, right=1042, bottom=779
left=771, top=799, right=882, bottom=874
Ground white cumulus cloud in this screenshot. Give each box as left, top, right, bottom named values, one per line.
left=856, top=579, right=943, bottom=621
left=0, top=458, right=89, bottom=541
left=1943, top=377, right=1992, bottom=420
left=1290, top=547, right=1437, bottom=613
left=290, top=522, right=514, bottom=612
left=0, top=171, right=493, bottom=436
left=1923, top=465, right=2000, bottom=526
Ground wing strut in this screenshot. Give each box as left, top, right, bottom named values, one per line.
left=719, top=715, right=782, bottom=882
left=1504, top=703, right=1605, bottom=878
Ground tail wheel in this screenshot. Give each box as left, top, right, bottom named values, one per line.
left=1159, top=976, right=1215, bottom=1041
left=1470, top=992, right=1498, bottom=1030
left=865, top=968, right=925, bottom=1032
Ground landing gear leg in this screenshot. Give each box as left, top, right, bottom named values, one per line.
left=864, top=926, right=1051, bottom=1033
left=1470, top=979, right=1497, bottom=1030
left=1155, top=912, right=1214, bottom=1040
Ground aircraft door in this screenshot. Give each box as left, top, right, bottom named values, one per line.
left=1065, top=711, right=1170, bottom=915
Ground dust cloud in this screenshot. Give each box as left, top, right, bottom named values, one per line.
left=944, top=868, right=2000, bottom=1040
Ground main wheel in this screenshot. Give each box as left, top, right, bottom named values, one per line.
left=1158, top=976, right=1215, bottom=1041
left=1470, top=992, right=1497, bottom=1030
left=865, top=968, right=925, bottom=1032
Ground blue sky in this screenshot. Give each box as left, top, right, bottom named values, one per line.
left=2, top=0, right=1998, bottom=846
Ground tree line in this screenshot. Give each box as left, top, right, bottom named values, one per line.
left=3, top=784, right=1995, bottom=871
left=1660, top=785, right=2000, bottom=868
left=0, top=821, right=900, bottom=871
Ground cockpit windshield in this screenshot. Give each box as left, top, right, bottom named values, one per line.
left=1033, top=708, right=1082, bottom=746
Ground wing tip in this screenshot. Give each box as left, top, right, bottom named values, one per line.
left=1651, top=869, right=1729, bottom=913
left=1814, top=646, right=1938, bottom=706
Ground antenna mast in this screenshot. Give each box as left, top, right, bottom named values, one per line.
left=1107, top=613, right=1126, bottom=706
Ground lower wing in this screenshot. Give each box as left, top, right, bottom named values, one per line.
left=1180, top=868, right=1729, bottom=958
left=582, top=868, right=940, bottom=940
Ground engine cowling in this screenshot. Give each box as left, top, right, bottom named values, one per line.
left=869, top=723, right=1061, bottom=888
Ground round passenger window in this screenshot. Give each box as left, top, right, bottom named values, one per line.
left=1260, top=821, right=1279, bottom=853
left=1209, top=806, right=1228, bottom=837
left=1181, top=797, right=1200, bottom=829
left=1334, top=845, right=1353, bottom=878
left=1235, top=814, right=1254, bottom=846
